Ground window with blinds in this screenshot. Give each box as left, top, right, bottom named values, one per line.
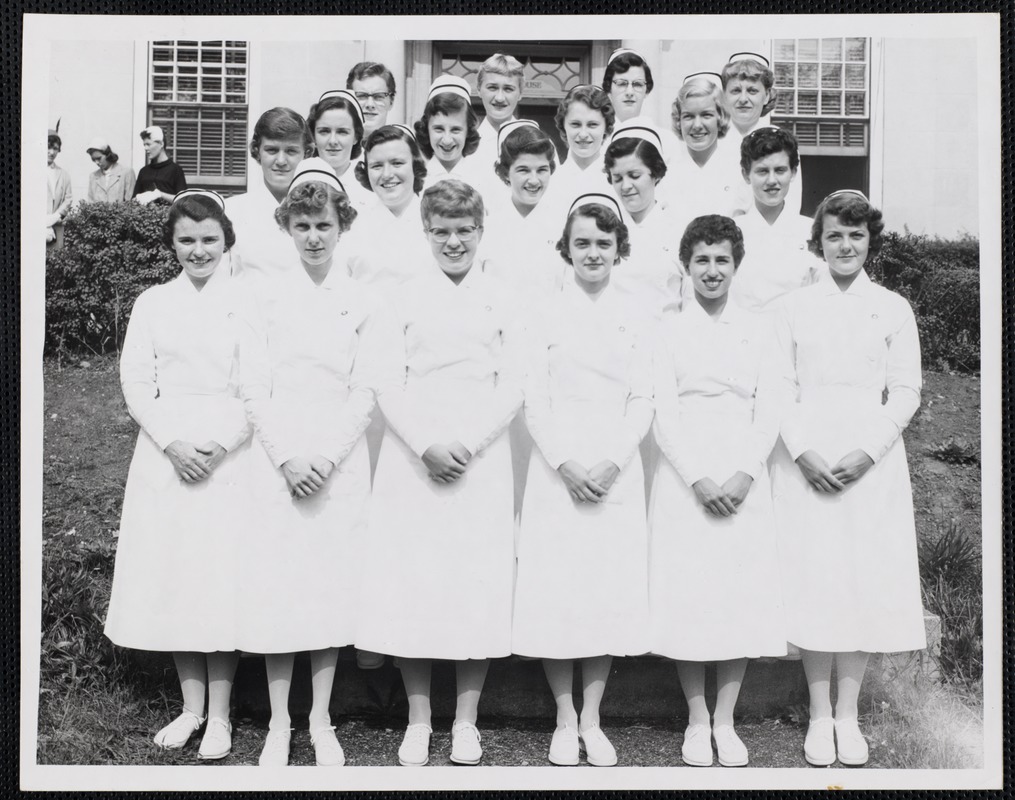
left=148, top=41, right=249, bottom=192
left=771, top=38, right=869, bottom=156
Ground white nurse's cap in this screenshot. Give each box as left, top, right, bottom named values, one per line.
left=426, top=74, right=473, bottom=104
left=287, top=157, right=346, bottom=196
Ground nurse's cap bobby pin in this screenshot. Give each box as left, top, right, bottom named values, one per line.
left=287, top=157, right=346, bottom=196
left=172, top=188, right=225, bottom=210
left=683, top=71, right=723, bottom=90
left=727, top=51, right=770, bottom=68
left=610, top=124, right=663, bottom=152
left=426, top=74, right=472, bottom=104
left=607, top=47, right=642, bottom=64
left=825, top=188, right=870, bottom=203
left=496, top=119, right=540, bottom=152
left=317, top=89, right=364, bottom=124
left=568, top=192, right=623, bottom=221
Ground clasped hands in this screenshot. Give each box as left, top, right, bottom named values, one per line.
left=692, top=471, right=753, bottom=517
left=422, top=442, right=473, bottom=484
left=557, top=460, right=620, bottom=504
left=795, top=449, right=874, bottom=493
left=281, top=454, right=336, bottom=499
left=165, top=440, right=228, bottom=484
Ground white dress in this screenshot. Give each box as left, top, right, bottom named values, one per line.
left=771, top=271, right=927, bottom=653
left=355, top=263, right=524, bottom=660
left=105, top=268, right=253, bottom=652
left=649, top=299, right=788, bottom=661
left=552, top=152, right=610, bottom=210
left=666, top=136, right=752, bottom=220
left=512, top=280, right=653, bottom=659
left=731, top=204, right=822, bottom=313
left=224, top=180, right=294, bottom=278
left=335, top=168, right=375, bottom=214
left=422, top=155, right=488, bottom=195
left=617, top=201, right=686, bottom=318
left=480, top=190, right=567, bottom=298
left=235, top=265, right=392, bottom=653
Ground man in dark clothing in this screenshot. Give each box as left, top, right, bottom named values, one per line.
left=133, top=125, right=188, bottom=203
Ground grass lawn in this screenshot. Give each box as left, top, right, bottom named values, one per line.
left=34, top=355, right=984, bottom=769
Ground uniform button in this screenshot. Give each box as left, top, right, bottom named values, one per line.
left=619, top=326, right=626, bottom=332
left=485, top=305, right=492, bottom=311
left=341, top=310, right=348, bottom=315
left=871, top=313, right=879, bottom=320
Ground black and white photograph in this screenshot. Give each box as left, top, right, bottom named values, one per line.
left=21, top=12, right=1002, bottom=792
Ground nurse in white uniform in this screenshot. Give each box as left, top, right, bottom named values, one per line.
left=603, top=124, right=685, bottom=316
left=650, top=215, right=787, bottom=769
left=356, top=180, right=524, bottom=768
left=602, top=47, right=682, bottom=165
left=105, top=190, right=251, bottom=762
left=771, top=191, right=926, bottom=768
left=552, top=85, right=615, bottom=210
left=343, top=124, right=431, bottom=296
left=307, top=89, right=374, bottom=212
left=237, top=160, right=390, bottom=768
left=414, top=75, right=486, bottom=193
left=721, top=52, right=804, bottom=215
left=225, top=108, right=313, bottom=279
left=668, top=74, right=751, bottom=219
left=732, top=126, right=820, bottom=312
left=513, top=193, right=653, bottom=768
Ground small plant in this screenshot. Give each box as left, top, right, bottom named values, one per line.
left=927, top=437, right=980, bottom=465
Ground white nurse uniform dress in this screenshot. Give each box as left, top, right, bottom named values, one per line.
left=512, top=279, right=654, bottom=659
left=105, top=267, right=253, bottom=652
left=649, top=299, right=788, bottom=661
left=235, top=265, right=392, bottom=654
left=355, top=263, right=525, bottom=660
left=771, top=271, right=927, bottom=654
left=224, top=180, right=294, bottom=278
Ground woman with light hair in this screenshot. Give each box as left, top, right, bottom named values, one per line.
left=85, top=138, right=136, bottom=203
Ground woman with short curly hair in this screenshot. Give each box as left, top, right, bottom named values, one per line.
left=414, top=75, right=485, bottom=192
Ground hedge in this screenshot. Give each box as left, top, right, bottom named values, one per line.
left=44, top=203, right=981, bottom=372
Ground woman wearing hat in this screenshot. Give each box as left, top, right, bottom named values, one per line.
left=237, top=158, right=391, bottom=767
left=512, top=192, right=653, bottom=768
left=552, top=85, right=615, bottom=210
left=132, top=126, right=188, bottom=204
left=85, top=138, right=136, bottom=203
left=105, top=188, right=252, bottom=761
left=602, top=48, right=681, bottom=163
left=414, top=75, right=485, bottom=192
left=308, top=89, right=374, bottom=212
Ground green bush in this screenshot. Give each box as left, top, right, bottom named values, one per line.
left=45, top=202, right=178, bottom=357
left=867, top=231, right=979, bottom=372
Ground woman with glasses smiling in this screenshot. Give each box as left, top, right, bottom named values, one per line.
left=602, top=48, right=681, bottom=165
left=356, top=180, right=524, bottom=767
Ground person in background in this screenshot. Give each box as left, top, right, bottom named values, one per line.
left=731, top=126, right=819, bottom=313
left=721, top=52, right=803, bottom=214
left=650, top=214, right=787, bottom=769
left=105, top=189, right=251, bottom=762
left=308, top=89, right=374, bottom=212
left=512, top=193, right=653, bottom=768
left=347, top=61, right=397, bottom=141
left=133, top=126, right=188, bottom=205
left=472, top=53, right=526, bottom=176
left=415, top=75, right=484, bottom=191
left=46, top=129, right=73, bottom=246
left=772, top=190, right=926, bottom=768
left=552, top=85, right=615, bottom=208
left=85, top=138, right=136, bottom=204
left=225, top=107, right=313, bottom=279
left=602, top=47, right=681, bottom=162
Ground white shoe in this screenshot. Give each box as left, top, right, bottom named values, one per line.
left=579, top=723, right=618, bottom=767
left=712, top=724, right=748, bottom=767
left=681, top=723, right=713, bottom=767
left=258, top=728, right=292, bottom=767
left=548, top=724, right=579, bottom=766
left=197, top=717, right=232, bottom=761
left=450, top=720, right=483, bottom=765
left=154, top=710, right=204, bottom=750
left=804, top=717, right=835, bottom=766
left=311, top=725, right=345, bottom=766
left=398, top=723, right=431, bottom=767
left=834, top=718, right=869, bottom=766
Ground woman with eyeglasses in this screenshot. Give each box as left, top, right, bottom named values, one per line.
left=356, top=180, right=524, bottom=767
left=602, top=47, right=681, bottom=163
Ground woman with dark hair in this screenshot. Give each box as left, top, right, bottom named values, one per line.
left=224, top=107, right=313, bottom=278
left=601, top=47, right=681, bottom=161
left=343, top=124, right=431, bottom=295
left=105, top=189, right=250, bottom=762
left=347, top=61, right=397, bottom=140
left=603, top=126, right=684, bottom=316
left=46, top=130, right=72, bottom=245
left=307, top=90, right=373, bottom=211
left=356, top=180, right=523, bottom=768
left=552, top=85, right=615, bottom=209
left=237, top=158, right=391, bottom=768
left=512, top=193, right=652, bottom=768
left=772, top=190, right=925, bottom=768
left=650, top=214, right=787, bottom=769
left=85, top=137, right=136, bottom=203
left=415, top=75, right=484, bottom=191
